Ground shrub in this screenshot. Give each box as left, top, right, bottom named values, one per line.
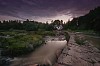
left=74, top=36, right=86, bottom=45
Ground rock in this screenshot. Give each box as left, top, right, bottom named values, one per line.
left=94, top=63, right=100, bottom=66
left=56, top=33, right=100, bottom=66
left=29, top=64, right=38, bottom=66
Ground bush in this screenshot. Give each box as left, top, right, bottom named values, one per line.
left=74, top=36, right=86, bottom=45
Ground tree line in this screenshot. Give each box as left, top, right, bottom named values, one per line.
left=67, top=6, right=100, bottom=33
left=0, top=19, right=66, bottom=31
left=0, top=6, right=100, bottom=33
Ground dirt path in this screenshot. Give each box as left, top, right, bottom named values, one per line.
left=54, top=33, right=100, bottom=66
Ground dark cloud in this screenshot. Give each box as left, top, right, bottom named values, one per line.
left=0, top=0, right=100, bottom=21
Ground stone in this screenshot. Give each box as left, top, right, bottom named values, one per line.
left=56, top=33, right=100, bottom=66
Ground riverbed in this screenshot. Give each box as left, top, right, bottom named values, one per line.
left=10, top=36, right=67, bottom=66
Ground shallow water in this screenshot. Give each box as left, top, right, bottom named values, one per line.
left=10, top=37, right=67, bottom=66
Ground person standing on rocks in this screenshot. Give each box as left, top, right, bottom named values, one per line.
left=64, top=32, right=70, bottom=46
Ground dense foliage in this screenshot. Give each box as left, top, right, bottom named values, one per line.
left=0, top=19, right=65, bottom=31
left=67, top=6, right=100, bottom=33
left=0, top=19, right=53, bottom=31
left=0, top=7, right=100, bottom=33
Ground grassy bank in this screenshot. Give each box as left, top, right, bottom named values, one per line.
left=0, top=31, right=45, bottom=57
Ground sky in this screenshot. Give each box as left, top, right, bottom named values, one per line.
left=0, top=0, right=100, bottom=23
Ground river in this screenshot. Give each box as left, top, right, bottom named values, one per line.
left=10, top=36, right=67, bottom=66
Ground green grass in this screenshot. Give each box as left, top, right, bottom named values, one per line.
left=35, top=31, right=56, bottom=36
left=0, top=31, right=56, bottom=57
left=0, top=31, right=44, bottom=56
left=74, top=36, right=86, bottom=45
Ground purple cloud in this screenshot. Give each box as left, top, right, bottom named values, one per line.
left=0, top=0, right=100, bottom=22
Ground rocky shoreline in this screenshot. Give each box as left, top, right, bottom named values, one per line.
left=54, top=33, right=100, bottom=66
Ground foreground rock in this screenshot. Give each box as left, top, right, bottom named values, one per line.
left=55, top=33, right=100, bottom=66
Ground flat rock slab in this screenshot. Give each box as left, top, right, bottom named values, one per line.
left=56, top=33, right=100, bottom=66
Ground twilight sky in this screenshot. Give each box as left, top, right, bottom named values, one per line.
left=0, top=0, right=100, bottom=23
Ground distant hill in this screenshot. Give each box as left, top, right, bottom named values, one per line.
left=68, top=6, right=100, bottom=32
